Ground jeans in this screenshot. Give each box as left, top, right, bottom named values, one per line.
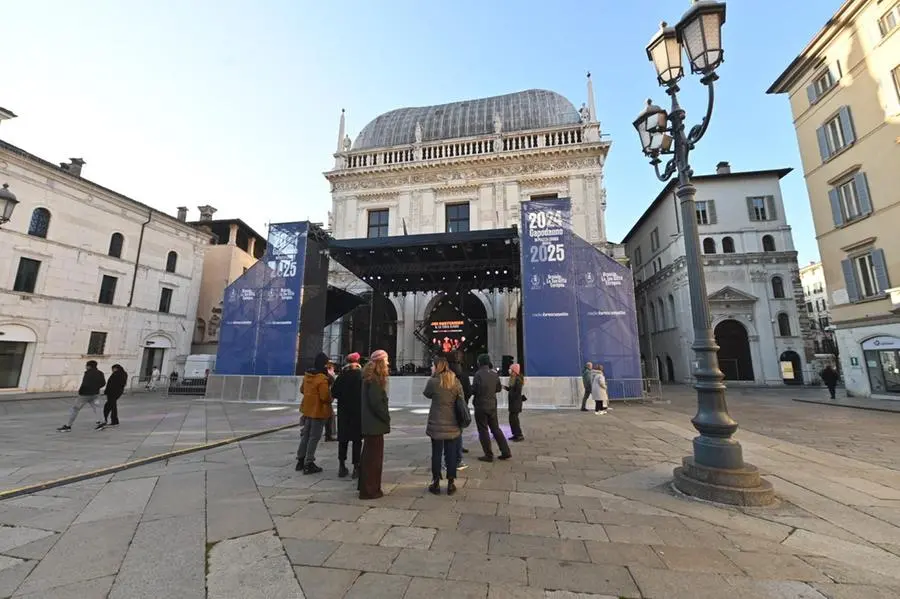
left=67, top=395, right=100, bottom=427
left=296, top=418, right=326, bottom=465
left=580, top=387, right=591, bottom=410
left=475, top=410, right=511, bottom=458
left=432, top=438, right=459, bottom=481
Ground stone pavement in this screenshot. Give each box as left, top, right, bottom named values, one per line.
left=0, top=387, right=899, bottom=598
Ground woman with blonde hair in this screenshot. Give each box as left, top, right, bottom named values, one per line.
left=359, top=350, right=391, bottom=499
left=504, top=363, right=526, bottom=441
left=424, top=357, right=464, bottom=495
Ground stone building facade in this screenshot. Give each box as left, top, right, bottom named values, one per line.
left=0, top=133, right=209, bottom=393
left=323, top=79, right=613, bottom=368
left=622, top=164, right=813, bottom=386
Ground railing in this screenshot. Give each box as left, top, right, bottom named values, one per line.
left=129, top=375, right=207, bottom=398
left=341, top=125, right=586, bottom=170
left=606, top=378, right=663, bottom=402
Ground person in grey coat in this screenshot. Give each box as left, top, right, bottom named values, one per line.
left=472, top=354, right=511, bottom=462
left=424, top=357, right=463, bottom=495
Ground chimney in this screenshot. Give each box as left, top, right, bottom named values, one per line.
left=197, top=205, right=217, bottom=221
left=177, top=207, right=188, bottom=222
left=59, top=158, right=86, bottom=177
left=716, top=161, right=731, bottom=175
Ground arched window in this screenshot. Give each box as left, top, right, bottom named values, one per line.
left=703, top=237, right=717, bottom=254
left=108, top=233, right=124, bottom=258
left=657, top=297, right=667, bottom=330
left=771, top=276, right=785, bottom=299
left=722, top=237, right=735, bottom=253
left=668, top=294, right=676, bottom=327
left=166, top=251, right=178, bottom=273
left=762, top=235, right=776, bottom=252
left=28, top=208, right=51, bottom=238
left=649, top=303, right=658, bottom=333
left=777, top=312, right=791, bottom=336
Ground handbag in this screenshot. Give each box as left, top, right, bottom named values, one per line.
left=521, top=394, right=528, bottom=402
left=454, top=397, right=472, bottom=429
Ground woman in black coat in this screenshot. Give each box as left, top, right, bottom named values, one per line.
left=103, top=364, right=128, bottom=426
left=504, top=363, right=525, bottom=442
left=331, top=353, right=363, bottom=479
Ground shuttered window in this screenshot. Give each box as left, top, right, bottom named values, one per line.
left=828, top=172, right=872, bottom=227
left=842, top=249, right=890, bottom=302
left=747, top=196, right=776, bottom=221
left=816, top=107, right=856, bottom=161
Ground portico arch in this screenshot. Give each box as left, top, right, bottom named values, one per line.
left=714, top=319, right=754, bottom=381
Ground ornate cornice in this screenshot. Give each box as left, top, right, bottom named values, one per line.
left=329, top=156, right=605, bottom=193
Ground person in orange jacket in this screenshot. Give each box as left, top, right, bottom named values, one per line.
left=296, top=352, right=333, bottom=474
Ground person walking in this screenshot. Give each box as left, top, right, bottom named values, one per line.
left=424, top=357, right=463, bottom=495
left=324, top=361, right=337, bottom=442
left=472, top=354, right=511, bottom=463
left=296, top=352, right=333, bottom=474
left=146, top=366, right=160, bottom=390
left=102, top=364, right=128, bottom=427
left=580, top=361, right=593, bottom=411
left=446, top=351, right=471, bottom=470
left=592, top=363, right=610, bottom=414
left=820, top=364, right=840, bottom=400
left=332, top=353, right=363, bottom=479
left=57, top=361, right=106, bottom=432
left=359, top=349, right=391, bottom=500
left=504, top=363, right=526, bottom=442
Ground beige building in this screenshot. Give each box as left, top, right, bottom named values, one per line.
left=184, top=207, right=266, bottom=355
left=768, top=0, right=900, bottom=397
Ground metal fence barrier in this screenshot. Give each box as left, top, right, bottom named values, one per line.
left=606, top=378, right=663, bottom=403
left=129, top=375, right=207, bottom=398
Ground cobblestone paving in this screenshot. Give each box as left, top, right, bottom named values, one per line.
left=0, top=388, right=899, bottom=598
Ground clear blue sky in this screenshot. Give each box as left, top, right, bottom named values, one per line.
left=2, top=0, right=839, bottom=265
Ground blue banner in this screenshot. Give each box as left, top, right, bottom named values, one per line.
left=216, top=222, right=309, bottom=376
left=520, top=199, right=581, bottom=376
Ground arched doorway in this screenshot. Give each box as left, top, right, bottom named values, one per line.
left=714, top=320, right=754, bottom=381
left=780, top=350, right=803, bottom=385
left=340, top=292, right=398, bottom=364
left=665, top=355, right=675, bottom=382
left=426, top=292, right=488, bottom=373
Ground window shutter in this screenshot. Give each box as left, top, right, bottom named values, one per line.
left=841, top=258, right=860, bottom=303
left=746, top=197, right=756, bottom=221
left=871, top=249, right=890, bottom=293
left=806, top=84, right=818, bottom=104
left=828, top=188, right=844, bottom=227
left=854, top=172, right=872, bottom=215
left=707, top=200, right=717, bottom=224
left=816, top=126, right=831, bottom=161
left=830, top=61, right=842, bottom=82
left=765, top=195, right=777, bottom=220
left=838, top=106, right=856, bottom=145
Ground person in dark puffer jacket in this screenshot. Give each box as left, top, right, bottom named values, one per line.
left=424, top=357, right=463, bottom=495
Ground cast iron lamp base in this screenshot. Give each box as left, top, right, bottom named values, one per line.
left=673, top=455, right=775, bottom=507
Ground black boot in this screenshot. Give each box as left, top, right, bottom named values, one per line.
left=447, top=479, right=457, bottom=496
left=428, top=480, right=441, bottom=495
left=294, top=460, right=304, bottom=472
left=351, top=465, right=359, bottom=479
left=303, top=462, right=323, bottom=475
left=338, top=462, right=349, bottom=478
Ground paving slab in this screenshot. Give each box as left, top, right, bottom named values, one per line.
left=489, top=533, right=590, bottom=562
left=379, top=525, right=436, bottom=549
left=525, top=557, right=640, bottom=597
left=294, top=566, right=360, bottom=599
left=12, top=574, right=115, bottom=599
left=72, top=477, right=157, bottom=525
left=405, top=576, right=489, bottom=598
left=389, top=548, right=454, bottom=579
left=449, top=552, right=528, bottom=585
left=0, top=558, right=33, bottom=598
left=206, top=530, right=303, bottom=599
left=282, top=538, right=341, bottom=566
left=344, top=571, right=411, bottom=598
left=108, top=513, right=205, bottom=599
left=323, top=542, right=400, bottom=572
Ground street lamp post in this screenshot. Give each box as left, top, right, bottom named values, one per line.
left=0, top=183, right=18, bottom=226
left=633, top=1, right=774, bottom=506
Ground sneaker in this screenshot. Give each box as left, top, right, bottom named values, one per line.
left=95, top=422, right=106, bottom=430
left=56, top=425, right=71, bottom=432
left=303, top=463, right=323, bottom=475
left=594, top=410, right=607, bottom=415
left=457, top=462, right=469, bottom=471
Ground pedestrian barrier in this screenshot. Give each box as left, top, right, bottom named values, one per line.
left=606, top=378, right=663, bottom=402
left=128, top=375, right=207, bottom=398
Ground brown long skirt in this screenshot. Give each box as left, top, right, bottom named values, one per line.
left=358, top=434, right=384, bottom=499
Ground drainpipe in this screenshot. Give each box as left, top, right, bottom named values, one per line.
left=128, top=210, right=153, bottom=307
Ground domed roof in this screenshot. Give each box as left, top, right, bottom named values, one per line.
left=353, top=89, right=581, bottom=150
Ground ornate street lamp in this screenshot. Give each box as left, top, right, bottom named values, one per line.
left=633, top=1, right=774, bottom=506
left=0, top=183, right=18, bottom=226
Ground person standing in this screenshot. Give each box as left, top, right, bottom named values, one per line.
left=820, top=365, right=840, bottom=400
left=359, top=349, right=391, bottom=500
left=504, top=363, right=525, bottom=442
left=57, top=361, right=106, bottom=432
left=472, top=354, right=511, bottom=462
left=424, top=358, right=463, bottom=495
left=592, top=364, right=610, bottom=414
left=146, top=366, right=160, bottom=390
left=446, top=351, right=471, bottom=470
left=324, top=361, right=337, bottom=442
left=102, top=364, right=128, bottom=427
left=296, top=352, right=333, bottom=474
left=332, top=353, right=363, bottom=479
left=580, top=361, right=593, bottom=411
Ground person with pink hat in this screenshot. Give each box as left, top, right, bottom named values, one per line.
left=331, top=352, right=363, bottom=479
left=359, top=349, right=391, bottom=499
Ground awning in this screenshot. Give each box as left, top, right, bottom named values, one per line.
left=328, top=227, right=521, bottom=295
left=325, top=285, right=367, bottom=326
